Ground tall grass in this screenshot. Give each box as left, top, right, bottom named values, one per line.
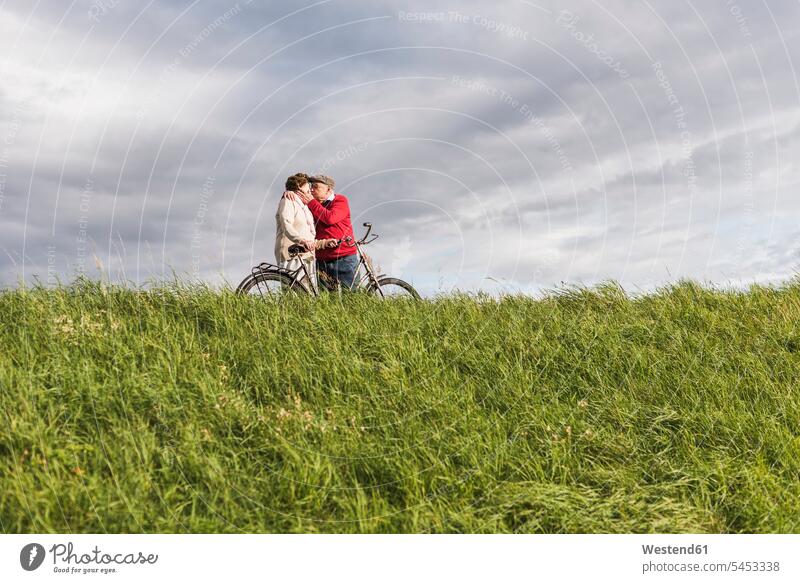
left=1, top=278, right=798, bottom=533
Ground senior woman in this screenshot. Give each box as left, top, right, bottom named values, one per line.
left=274, top=172, right=335, bottom=291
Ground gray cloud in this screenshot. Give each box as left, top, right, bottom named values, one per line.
left=1, top=0, right=799, bottom=295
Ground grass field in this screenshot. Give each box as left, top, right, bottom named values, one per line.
left=1, top=278, right=799, bottom=533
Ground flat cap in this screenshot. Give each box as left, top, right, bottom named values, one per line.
left=309, top=174, right=335, bottom=188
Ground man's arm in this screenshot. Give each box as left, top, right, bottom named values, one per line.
left=306, top=196, right=349, bottom=226
left=315, top=238, right=338, bottom=249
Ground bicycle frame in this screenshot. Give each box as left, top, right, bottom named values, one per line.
left=322, top=223, right=386, bottom=294
left=249, top=224, right=385, bottom=296
left=314, top=242, right=383, bottom=294
left=250, top=259, right=317, bottom=295
left=354, top=243, right=385, bottom=293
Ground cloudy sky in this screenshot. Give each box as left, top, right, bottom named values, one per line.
left=1, top=0, right=798, bottom=296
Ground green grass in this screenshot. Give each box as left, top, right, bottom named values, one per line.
left=1, top=278, right=799, bottom=533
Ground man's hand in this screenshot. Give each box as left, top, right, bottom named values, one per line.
left=302, top=239, right=316, bottom=252
left=317, top=238, right=339, bottom=249
left=297, top=189, right=313, bottom=204
left=283, top=189, right=313, bottom=204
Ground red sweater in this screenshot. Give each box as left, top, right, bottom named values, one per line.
left=307, top=194, right=357, bottom=261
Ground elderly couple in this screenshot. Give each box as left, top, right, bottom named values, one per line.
left=274, top=173, right=357, bottom=291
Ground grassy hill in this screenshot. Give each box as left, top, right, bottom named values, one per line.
left=1, top=279, right=799, bottom=533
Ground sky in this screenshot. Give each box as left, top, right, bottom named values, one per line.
left=1, top=0, right=799, bottom=296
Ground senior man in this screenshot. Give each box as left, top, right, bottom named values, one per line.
left=286, top=174, right=358, bottom=290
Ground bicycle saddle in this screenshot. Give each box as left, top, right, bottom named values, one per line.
left=288, top=244, right=306, bottom=256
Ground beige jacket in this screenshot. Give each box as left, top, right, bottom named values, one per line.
left=274, top=197, right=315, bottom=262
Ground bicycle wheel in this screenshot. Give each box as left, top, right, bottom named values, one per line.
left=369, top=276, right=421, bottom=299
left=236, top=270, right=308, bottom=297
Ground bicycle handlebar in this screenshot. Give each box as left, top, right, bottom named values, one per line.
left=330, top=222, right=378, bottom=249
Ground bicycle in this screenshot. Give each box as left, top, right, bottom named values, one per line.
left=235, top=222, right=421, bottom=299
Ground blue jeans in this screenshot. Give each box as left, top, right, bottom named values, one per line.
left=317, top=253, right=359, bottom=291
